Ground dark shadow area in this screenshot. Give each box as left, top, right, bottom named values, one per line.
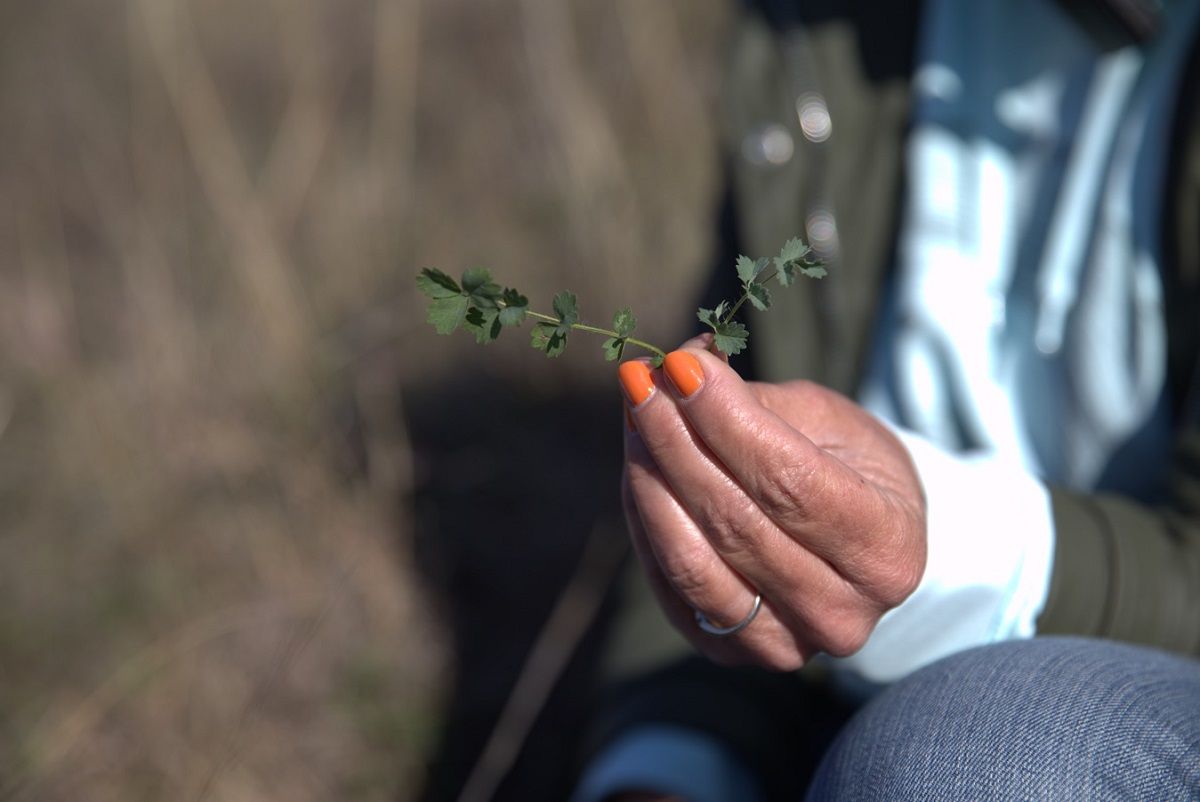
left=404, top=375, right=629, bottom=801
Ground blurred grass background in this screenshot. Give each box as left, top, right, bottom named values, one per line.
left=0, top=0, right=729, bottom=799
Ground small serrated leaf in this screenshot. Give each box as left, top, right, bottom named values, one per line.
left=774, top=239, right=825, bottom=286
left=531, top=321, right=568, bottom=357
left=602, top=337, right=625, bottom=361
left=777, top=237, right=810, bottom=264
left=712, top=320, right=749, bottom=356
left=498, top=288, right=528, bottom=326
left=736, top=256, right=770, bottom=288
left=746, top=282, right=772, bottom=311
left=416, top=268, right=462, bottom=298
left=552, top=291, right=579, bottom=332
left=426, top=295, right=470, bottom=335
left=612, top=307, right=636, bottom=338
left=735, top=255, right=758, bottom=286
left=773, top=256, right=797, bottom=286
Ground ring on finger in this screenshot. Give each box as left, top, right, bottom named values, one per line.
left=694, top=592, right=762, bottom=636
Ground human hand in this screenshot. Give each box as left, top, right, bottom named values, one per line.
left=618, top=335, right=927, bottom=670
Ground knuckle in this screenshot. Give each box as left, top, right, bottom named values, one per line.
left=861, top=515, right=926, bottom=607
left=754, top=455, right=822, bottom=524
left=877, top=554, right=924, bottom=607
left=694, top=492, right=759, bottom=556
left=814, top=616, right=874, bottom=659
left=659, top=545, right=715, bottom=599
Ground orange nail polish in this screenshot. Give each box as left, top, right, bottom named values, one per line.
left=663, top=351, right=704, bottom=398
left=618, top=360, right=655, bottom=407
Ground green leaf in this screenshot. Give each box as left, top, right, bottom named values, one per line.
left=774, top=256, right=797, bottom=286
left=462, top=268, right=503, bottom=309
left=531, top=321, right=568, bottom=357
left=552, top=291, right=579, bottom=331
left=777, top=237, right=810, bottom=264
left=697, top=306, right=721, bottom=329
left=461, top=268, right=492, bottom=294
left=735, top=255, right=758, bottom=286
left=774, top=239, right=825, bottom=285
left=698, top=302, right=749, bottom=354
left=746, top=282, right=772, bottom=312
left=602, top=336, right=625, bottom=361
left=649, top=353, right=665, bottom=369
left=498, top=288, right=528, bottom=326
left=774, top=256, right=827, bottom=284
left=712, top=319, right=749, bottom=356
left=612, top=307, right=636, bottom=338
left=698, top=299, right=735, bottom=331
left=426, top=294, right=470, bottom=335
left=416, top=268, right=461, bottom=298
left=736, top=255, right=770, bottom=288
left=464, top=306, right=502, bottom=344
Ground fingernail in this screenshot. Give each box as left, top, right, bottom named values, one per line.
left=663, top=351, right=704, bottom=398
left=624, top=405, right=637, bottom=433
left=618, top=360, right=655, bottom=407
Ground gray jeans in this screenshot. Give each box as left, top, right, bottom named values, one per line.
left=808, top=637, right=1200, bottom=801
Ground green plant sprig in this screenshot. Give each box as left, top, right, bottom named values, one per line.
left=416, top=236, right=825, bottom=366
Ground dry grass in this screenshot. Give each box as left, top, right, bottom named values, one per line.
left=0, top=0, right=728, bottom=799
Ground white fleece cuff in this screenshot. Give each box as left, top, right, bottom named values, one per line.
left=831, top=428, right=1056, bottom=684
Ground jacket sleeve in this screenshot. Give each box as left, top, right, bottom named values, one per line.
left=1039, top=428, right=1200, bottom=654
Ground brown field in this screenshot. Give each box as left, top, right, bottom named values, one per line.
left=0, top=1, right=728, bottom=799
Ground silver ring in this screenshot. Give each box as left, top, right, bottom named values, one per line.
left=694, top=593, right=762, bottom=636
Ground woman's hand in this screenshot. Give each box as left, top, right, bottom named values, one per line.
left=618, top=335, right=927, bottom=671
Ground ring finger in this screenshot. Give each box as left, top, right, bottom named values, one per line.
left=624, top=433, right=805, bottom=665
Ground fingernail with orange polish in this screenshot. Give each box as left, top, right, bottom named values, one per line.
left=663, top=351, right=704, bottom=398
left=618, top=360, right=655, bottom=407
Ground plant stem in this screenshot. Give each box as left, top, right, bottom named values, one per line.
left=720, top=267, right=780, bottom=325
left=524, top=310, right=667, bottom=360
left=722, top=294, right=752, bottom=324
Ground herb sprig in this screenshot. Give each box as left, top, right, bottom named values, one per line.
left=416, top=236, right=825, bottom=366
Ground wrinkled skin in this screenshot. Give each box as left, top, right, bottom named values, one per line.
left=622, top=335, right=927, bottom=671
